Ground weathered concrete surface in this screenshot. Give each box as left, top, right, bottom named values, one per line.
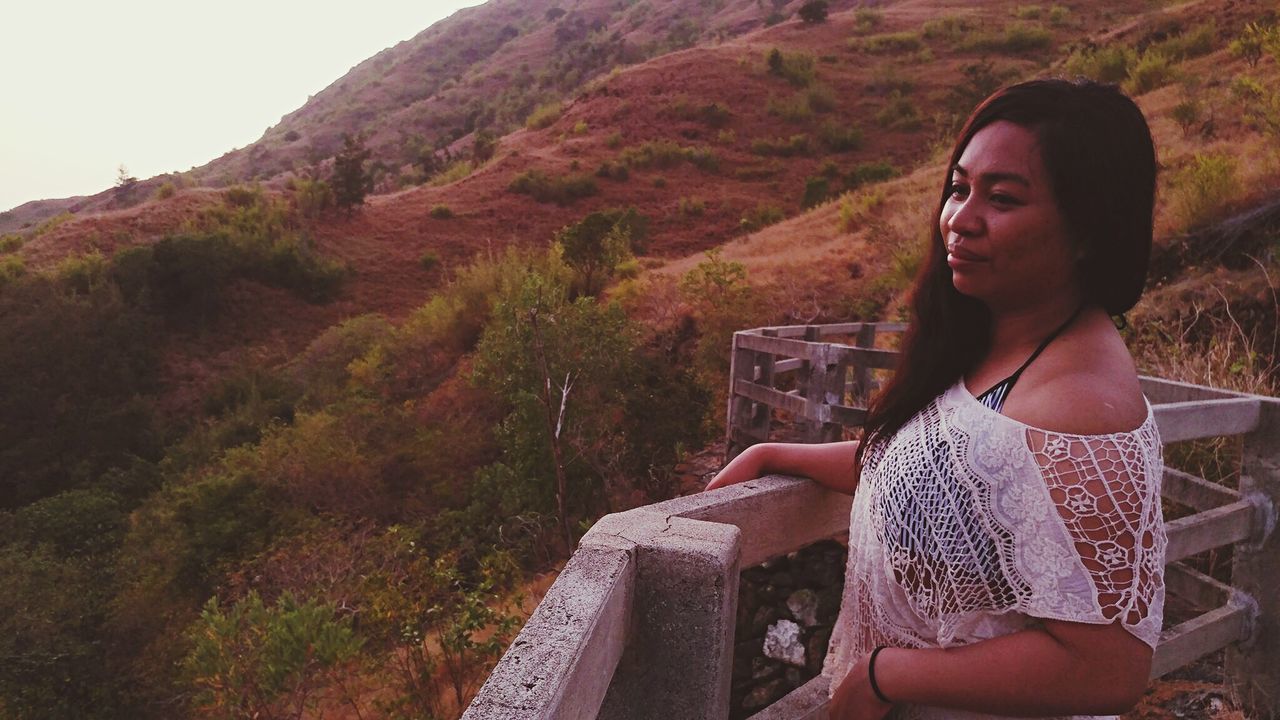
left=597, top=511, right=742, bottom=720
left=748, top=674, right=830, bottom=720
left=461, top=543, right=633, bottom=720
left=1227, top=394, right=1280, bottom=719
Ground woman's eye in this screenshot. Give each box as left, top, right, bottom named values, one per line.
left=991, top=193, right=1022, bottom=206
left=949, top=183, right=969, bottom=199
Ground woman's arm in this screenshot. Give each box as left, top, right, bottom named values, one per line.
left=704, top=441, right=860, bottom=495
left=832, top=619, right=1152, bottom=719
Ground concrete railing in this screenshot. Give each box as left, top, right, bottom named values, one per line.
left=464, top=326, right=1280, bottom=719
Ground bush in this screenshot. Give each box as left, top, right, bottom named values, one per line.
left=837, top=188, right=886, bottom=232
left=153, top=182, right=176, bottom=201
left=875, top=91, right=922, bottom=130
left=669, top=97, right=733, bottom=127
left=430, top=160, right=476, bottom=187
left=798, top=0, right=828, bottom=24
left=802, top=176, right=830, bottom=208
left=921, top=16, right=973, bottom=43
left=1171, top=98, right=1202, bottom=136
left=1230, top=22, right=1278, bottom=67
left=1124, top=50, right=1176, bottom=95
left=1148, top=20, right=1216, bottom=61
left=765, top=49, right=817, bottom=87
left=739, top=203, right=786, bottom=233
left=818, top=122, right=864, bottom=152
left=1047, top=5, right=1070, bottom=26
left=525, top=101, right=563, bottom=130
left=429, top=204, right=455, bottom=219
left=806, top=83, right=838, bottom=113
left=1013, top=5, right=1041, bottom=20
left=290, top=177, right=334, bottom=219
left=0, top=234, right=22, bottom=253
left=845, top=161, right=899, bottom=190
left=0, top=254, right=25, bottom=287
left=618, top=141, right=718, bottom=172
left=572, top=120, right=588, bottom=135
left=595, top=160, right=630, bottom=181
left=1063, top=44, right=1134, bottom=83
left=332, top=134, right=373, bottom=211
left=960, top=22, right=1053, bottom=53
left=507, top=169, right=599, bottom=205
left=852, top=8, right=883, bottom=34
left=604, top=131, right=623, bottom=148
left=1171, top=153, right=1240, bottom=229
left=767, top=94, right=814, bottom=123
left=751, top=134, right=812, bottom=157
left=858, top=31, right=922, bottom=54
left=678, top=196, right=706, bottom=216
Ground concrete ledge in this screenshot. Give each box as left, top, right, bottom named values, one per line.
left=749, top=675, right=830, bottom=720
left=462, top=543, right=633, bottom=720
left=646, top=475, right=853, bottom=567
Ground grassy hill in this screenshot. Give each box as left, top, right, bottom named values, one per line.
left=1, top=0, right=1278, bottom=717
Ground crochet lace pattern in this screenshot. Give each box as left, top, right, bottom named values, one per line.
left=823, top=381, right=1166, bottom=720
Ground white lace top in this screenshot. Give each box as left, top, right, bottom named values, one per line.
left=823, top=381, right=1166, bottom=720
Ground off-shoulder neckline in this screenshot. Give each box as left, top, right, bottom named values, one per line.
left=950, top=379, right=1155, bottom=438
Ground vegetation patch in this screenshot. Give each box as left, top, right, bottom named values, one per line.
left=856, top=31, right=923, bottom=54
left=618, top=141, right=719, bottom=172
left=1171, top=154, right=1240, bottom=230
left=508, top=169, right=599, bottom=205
left=765, top=48, right=817, bottom=88
left=875, top=91, right=922, bottom=131
left=739, top=203, right=786, bottom=233
left=525, top=101, right=564, bottom=130
left=959, top=22, right=1053, bottom=54
left=817, top=122, right=864, bottom=152
left=429, top=204, right=455, bottom=219
left=751, top=134, right=812, bottom=157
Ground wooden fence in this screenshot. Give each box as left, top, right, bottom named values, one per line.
left=463, top=323, right=1279, bottom=719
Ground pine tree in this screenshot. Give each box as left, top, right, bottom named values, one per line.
left=331, top=134, right=373, bottom=212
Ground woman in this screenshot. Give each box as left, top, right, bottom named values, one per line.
left=706, top=79, right=1165, bottom=719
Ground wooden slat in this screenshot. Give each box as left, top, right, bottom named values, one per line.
left=1150, top=601, right=1251, bottom=679
left=1153, top=397, right=1261, bottom=442
left=828, top=404, right=869, bottom=427
left=774, top=358, right=805, bottom=374
left=1140, top=376, right=1250, bottom=404
left=833, top=345, right=901, bottom=370
left=1165, top=562, right=1232, bottom=610
left=1162, top=467, right=1241, bottom=511
left=735, top=379, right=815, bottom=419
left=736, top=332, right=826, bottom=360
left=1165, top=500, right=1255, bottom=562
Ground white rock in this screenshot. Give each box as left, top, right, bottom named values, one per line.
left=763, top=619, right=806, bottom=668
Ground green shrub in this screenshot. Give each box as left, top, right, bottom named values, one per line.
left=852, top=8, right=883, bottom=34
left=508, top=169, right=599, bottom=205
left=1148, top=20, right=1216, bottom=61
left=31, top=211, right=74, bottom=238
left=1229, top=22, right=1278, bottom=67
left=604, top=131, right=623, bottom=148
left=750, top=134, right=812, bottom=157
left=739, top=203, right=786, bottom=233
left=875, top=91, right=922, bottom=130
left=798, top=0, right=828, bottom=24
left=678, top=196, right=706, bottom=216
left=845, top=161, right=899, bottom=190
left=961, top=22, right=1053, bottom=53
left=1171, top=98, right=1202, bottom=136
left=857, top=31, right=922, bottom=54
left=837, top=187, right=886, bottom=232
left=56, top=251, right=109, bottom=295
left=153, top=182, right=176, bottom=201
left=806, top=83, right=838, bottom=113
left=0, top=233, right=23, bottom=253
left=431, top=160, right=476, bottom=187
left=1063, top=44, right=1134, bottom=83
left=1013, top=5, right=1041, bottom=20
left=1171, top=153, right=1240, bottom=229
left=595, top=160, right=630, bottom=181
left=290, top=177, right=334, bottom=219
left=429, top=204, right=455, bottom=219
left=817, top=122, right=864, bottom=152
left=802, top=176, right=830, bottom=208
left=618, top=141, right=718, bottom=172
left=525, top=101, right=563, bottom=130
left=572, top=120, right=589, bottom=135
left=765, top=49, right=817, bottom=87
left=717, top=129, right=737, bottom=145
left=420, top=251, right=441, bottom=271
left=652, top=176, right=667, bottom=188
left=767, top=93, right=814, bottom=122
left=669, top=97, right=733, bottom=127
left=1231, top=75, right=1266, bottom=102
left=1124, top=50, right=1176, bottom=95
left=921, top=16, right=973, bottom=43
left=1047, top=5, right=1070, bottom=26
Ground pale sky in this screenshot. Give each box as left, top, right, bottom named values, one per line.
left=0, top=0, right=485, bottom=213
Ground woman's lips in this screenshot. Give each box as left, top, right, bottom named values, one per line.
left=947, top=244, right=986, bottom=266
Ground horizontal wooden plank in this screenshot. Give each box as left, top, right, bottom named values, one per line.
left=1140, top=376, right=1249, bottom=404
left=736, top=333, right=826, bottom=361
left=773, top=358, right=805, bottom=374
left=1151, top=601, right=1251, bottom=679
left=828, top=404, right=869, bottom=427
left=1162, top=467, right=1240, bottom=512
left=1165, top=499, right=1255, bottom=562
left=1153, top=397, right=1261, bottom=443
left=735, top=379, right=814, bottom=418
left=1165, top=562, right=1232, bottom=610
left=832, top=345, right=901, bottom=370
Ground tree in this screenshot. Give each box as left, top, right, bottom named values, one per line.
left=114, top=164, right=138, bottom=206
left=555, top=207, right=647, bottom=297
left=798, top=0, right=829, bottom=23
left=331, top=134, right=373, bottom=212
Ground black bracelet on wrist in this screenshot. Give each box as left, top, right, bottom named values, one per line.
left=868, top=645, right=893, bottom=704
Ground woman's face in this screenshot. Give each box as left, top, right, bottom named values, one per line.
left=939, top=120, right=1081, bottom=312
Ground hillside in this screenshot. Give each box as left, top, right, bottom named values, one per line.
left=1, top=0, right=1279, bottom=717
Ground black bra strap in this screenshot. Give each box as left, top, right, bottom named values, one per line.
left=977, top=305, right=1084, bottom=405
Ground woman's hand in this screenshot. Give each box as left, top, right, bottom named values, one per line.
left=704, top=441, right=861, bottom=494
left=828, top=652, right=894, bottom=720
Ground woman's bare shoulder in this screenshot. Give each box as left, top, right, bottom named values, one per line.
left=1007, top=316, right=1147, bottom=435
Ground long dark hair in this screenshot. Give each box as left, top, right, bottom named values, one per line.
left=854, top=79, right=1157, bottom=475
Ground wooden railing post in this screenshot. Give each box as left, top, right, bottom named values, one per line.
left=727, top=330, right=776, bottom=461
left=852, top=323, right=877, bottom=406
left=802, top=327, right=844, bottom=443
left=1226, top=395, right=1280, bottom=718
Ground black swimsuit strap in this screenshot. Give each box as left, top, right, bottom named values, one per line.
left=977, top=305, right=1084, bottom=406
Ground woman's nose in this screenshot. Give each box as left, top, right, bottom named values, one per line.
left=946, top=197, right=983, bottom=236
